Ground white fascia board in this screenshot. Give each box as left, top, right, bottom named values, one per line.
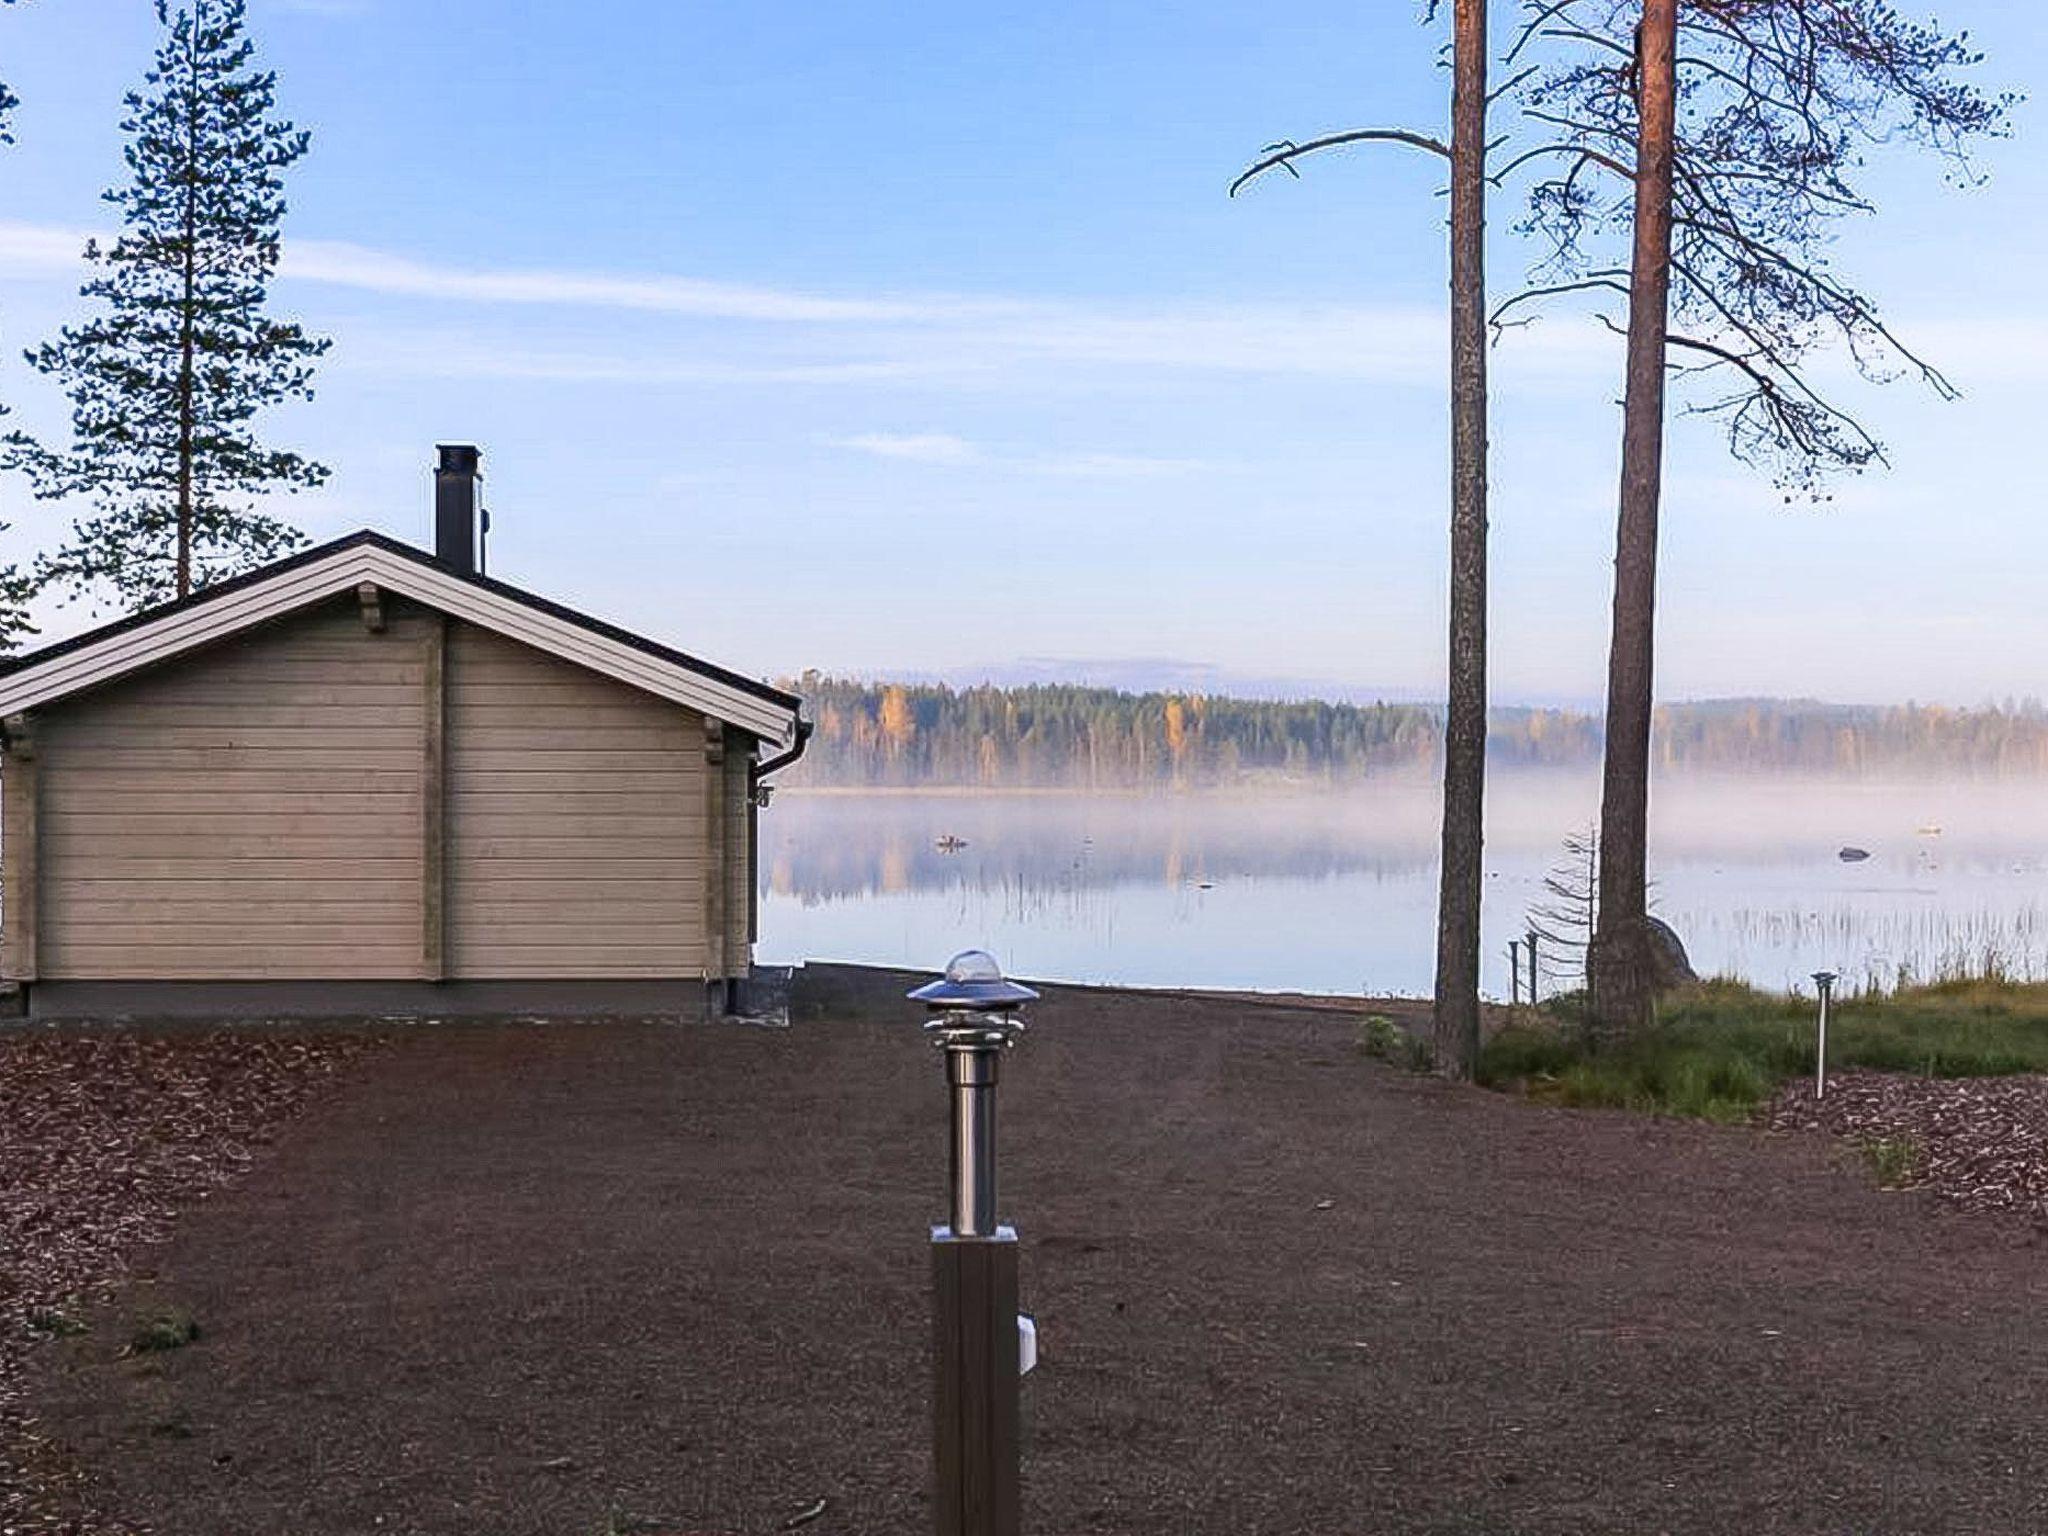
left=0, top=544, right=800, bottom=747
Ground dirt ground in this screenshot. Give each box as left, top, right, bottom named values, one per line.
left=19, top=972, right=2048, bottom=1535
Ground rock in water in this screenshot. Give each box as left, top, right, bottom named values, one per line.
left=1646, top=916, right=1697, bottom=991
left=1839, top=846, right=1871, bottom=862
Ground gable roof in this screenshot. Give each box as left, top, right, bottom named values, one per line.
left=0, top=530, right=804, bottom=747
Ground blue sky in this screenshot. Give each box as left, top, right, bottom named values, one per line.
left=0, top=0, right=2044, bottom=704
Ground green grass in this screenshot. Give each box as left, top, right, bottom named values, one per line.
left=1858, top=1135, right=1924, bottom=1188
left=1479, top=977, right=2048, bottom=1121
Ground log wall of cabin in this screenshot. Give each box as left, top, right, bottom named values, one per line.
left=15, top=595, right=742, bottom=984
left=31, top=600, right=428, bottom=979
left=444, top=620, right=710, bottom=979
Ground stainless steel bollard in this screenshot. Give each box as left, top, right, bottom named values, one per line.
left=1812, top=970, right=1837, bottom=1100
left=911, top=952, right=1038, bottom=1536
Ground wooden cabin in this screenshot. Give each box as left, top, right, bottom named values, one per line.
left=0, top=447, right=807, bottom=1019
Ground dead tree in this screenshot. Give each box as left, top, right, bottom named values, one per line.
left=1527, top=825, right=1600, bottom=1027
left=1233, top=0, right=1495, bottom=1078
left=1497, top=0, right=2010, bottom=1040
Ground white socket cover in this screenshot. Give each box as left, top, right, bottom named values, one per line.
left=1018, top=1314, right=1038, bottom=1375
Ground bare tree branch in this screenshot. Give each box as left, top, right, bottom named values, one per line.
left=1230, top=128, right=1451, bottom=197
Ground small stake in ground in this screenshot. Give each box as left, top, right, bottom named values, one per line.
left=1812, top=971, right=1837, bottom=1100
left=911, top=951, right=1039, bottom=1536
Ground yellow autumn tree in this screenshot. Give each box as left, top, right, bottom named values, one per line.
left=879, top=685, right=916, bottom=764
left=1164, top=697, right=1187, bottom=759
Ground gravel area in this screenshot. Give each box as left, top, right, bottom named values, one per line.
left=1767, top=1068, right=2048, bottom=1222
left=9, top=979, right=2048, bottom=1535
left=0, top=1028, right=384, bottom=1534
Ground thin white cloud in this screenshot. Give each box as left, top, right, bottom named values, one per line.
left=334, top=332, right=923, bottom=386
left=271, top=0, right=372, bottom=15
left=833, top=433, right=981, bottom=465
left=0, top=220, right=1020, bottom=325
left=284, top=237, right=1029, bottom=324
left=0, top=221, right=91, bottom=269
left=0, top=217, right=1709, bottom=388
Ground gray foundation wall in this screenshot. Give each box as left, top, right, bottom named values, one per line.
left=21, top=978, right=722, bottom=1022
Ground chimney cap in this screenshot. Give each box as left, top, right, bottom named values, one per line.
left=437, top=443, right=481, bottom=474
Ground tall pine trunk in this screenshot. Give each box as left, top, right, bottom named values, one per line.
left=1588, top=0, right=1678, bottom=1043
left=1431, top=0, right=1490, bottom=1078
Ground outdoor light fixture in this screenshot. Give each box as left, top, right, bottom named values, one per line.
left=1812, top=970, right=1838, bottom=1100
left=911, top=950, right=1038, bottom=1536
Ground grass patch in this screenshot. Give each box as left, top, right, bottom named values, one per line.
left=1858, top=1135, right=1924, bottom=1188
left=128, top=1309, right=200, bottom=1355
left=1478, top=978, right=2048, bottom=1121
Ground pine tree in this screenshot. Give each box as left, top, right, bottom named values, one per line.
left=0, top=5, right=18, bottom=149
left=0, top=0, right=40, bottom=649
left=1503, top=0, right=2008, bottom=1039
left=7, top=0, right=329, bottom=612
left=1234, top=0, right=1495, bottom=1077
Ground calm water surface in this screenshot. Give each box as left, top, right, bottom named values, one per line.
left=757, top=778, right=2048, bottom=997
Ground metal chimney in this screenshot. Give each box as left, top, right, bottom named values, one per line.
left=434, top=444, right=482, bottom=575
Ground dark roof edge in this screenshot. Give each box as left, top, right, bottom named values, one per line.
left=0, top=529, right=804, bottom=717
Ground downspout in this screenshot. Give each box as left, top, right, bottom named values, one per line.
left=750, top=715, right=813, bottom=800
left=739, top=715, right=810, bottom=1003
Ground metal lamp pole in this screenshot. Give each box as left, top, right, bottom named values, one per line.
left=911, top=951, right=1039, bottom=1536
left=1812, top=970, right=1837, bottom=1100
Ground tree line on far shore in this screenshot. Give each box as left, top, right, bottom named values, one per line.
left=785, top=676, right=2048, bottom=789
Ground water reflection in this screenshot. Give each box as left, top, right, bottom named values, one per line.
left=764, top=790, right=1438, bottom=907
left=757, top=778, right=2048, bottom=997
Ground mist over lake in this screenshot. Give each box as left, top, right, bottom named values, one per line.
left=757, top=776, right=2048, bottom=998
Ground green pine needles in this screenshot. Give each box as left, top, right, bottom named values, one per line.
left=6, top=0, right=329, bottom=614
left=0, top=1, right=34, bottom=646
left=0, top=3, right=18, bottom=147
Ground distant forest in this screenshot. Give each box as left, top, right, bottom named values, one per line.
left=782, top=675, right=2048, bottom=787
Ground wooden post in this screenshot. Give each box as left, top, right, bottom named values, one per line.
left=1526, top=931, right=1539, bottom=1006
left=421, top=615, right=447, bottom=979
left=1508, top=940, right=1521, bottom=1006
left=747, top=752, right=761, bottom=945
left=932, top=1229, right=1020, bottom=1536
left=3, top=714, right=39, bottom=984
left=703, top=717, right=727, bottom=994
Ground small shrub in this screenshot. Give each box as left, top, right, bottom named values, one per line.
left=25, top=1307, right=87, bottom=1338
left=1357, top=1014, right=1432, bottom=1072
left=1860, top=1136, right=1924, bottom=1189
left=130, top=1310, right=200, bottom=1354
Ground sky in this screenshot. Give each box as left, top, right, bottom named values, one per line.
left=0, top=0, right=2045, bottom=706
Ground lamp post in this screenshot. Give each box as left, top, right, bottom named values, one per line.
left=911, top=951, right=1038, bottom=1536
left=1812, top=970, right=1837, bottom=1100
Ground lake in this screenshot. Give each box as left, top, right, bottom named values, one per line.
left=756, top=778, right=2048, bottom=998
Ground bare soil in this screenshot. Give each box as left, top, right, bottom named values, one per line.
left=0, top=1028, right=385, bottom=1534
left=13, top=976, right=2048, bottom=1535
